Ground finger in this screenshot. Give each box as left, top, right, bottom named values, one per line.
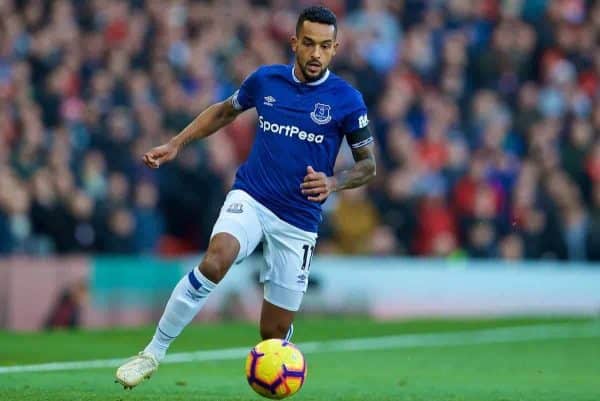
left=307, top=194, right=326, bottom=202
left=143, top=156, right=154, bottom=168
left=145, top=155, right=160, bottom=168
left=303, top=173, right=323, bottom=182
left=307, top=165, right=316, bottom=174
left=302, top=183, right=325, bottom=192
left=145, top=153, right=158, bottom=164
left=302, top=187, right=325, bottom=195
left=150, top=150, right=165, bottom=159
left=300, top=180, right=325, bottom=189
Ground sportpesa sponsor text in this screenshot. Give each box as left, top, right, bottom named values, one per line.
left=258, top=115, right=325, bottom=143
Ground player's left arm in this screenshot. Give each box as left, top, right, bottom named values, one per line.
left=301, top=126, right=376, bottom=202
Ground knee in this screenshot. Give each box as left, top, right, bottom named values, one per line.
left=260, top=322, right=290, bottom=340
left=199, top=248, right=230, bottom=284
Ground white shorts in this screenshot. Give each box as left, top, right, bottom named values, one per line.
left=211, top=190, right=318, bottom=311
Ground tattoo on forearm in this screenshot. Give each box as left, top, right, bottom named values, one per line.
left=333, top=145, right=376, bottom=191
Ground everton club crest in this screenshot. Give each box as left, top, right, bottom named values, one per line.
left=310, top=103, right=332, bottom=125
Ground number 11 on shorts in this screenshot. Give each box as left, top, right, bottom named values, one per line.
left=301, top=244, right=314, bottom=271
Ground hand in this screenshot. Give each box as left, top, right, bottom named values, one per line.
left=301, top=166, right=335, bottom=202
left=143, top=142, right=179, bottom=169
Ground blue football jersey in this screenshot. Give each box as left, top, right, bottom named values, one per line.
left=231, top=64, right=372, bottom=233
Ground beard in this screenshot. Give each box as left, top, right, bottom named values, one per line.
left=299, top=62, right=327, bottom=82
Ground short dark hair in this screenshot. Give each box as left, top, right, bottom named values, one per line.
left=296, top=6, right=337, bottom=37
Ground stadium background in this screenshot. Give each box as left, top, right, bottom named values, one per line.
left=1, top=0, right=600, bottom=327
left=0, top=0, right=599, bottom=261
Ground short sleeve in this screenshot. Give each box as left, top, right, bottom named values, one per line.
left=341, top=91, right=370, bottom=134
left=342, top=91, right=373, bottom=149
left=231, top=68, right=261, bottom=111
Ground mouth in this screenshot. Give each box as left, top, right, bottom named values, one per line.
left=306, top=62, right=321, bottom=74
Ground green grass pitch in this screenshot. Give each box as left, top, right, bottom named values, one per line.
left=1, top=317, right=599, bottom=401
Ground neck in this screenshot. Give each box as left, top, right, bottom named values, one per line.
left=292, top=62, right=330, bottom=86
left=293, top=60, right=308, bottom=82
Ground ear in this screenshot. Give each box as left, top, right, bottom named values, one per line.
left=332, top=41, right=339, bottom=57
left=291, top=36, right=298, bottom=53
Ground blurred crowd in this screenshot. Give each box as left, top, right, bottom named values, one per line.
left=2, top=0, right=600, bottom=262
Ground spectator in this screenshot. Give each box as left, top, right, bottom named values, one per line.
left=44, top=280, right=88, bottom=330
left=498, top=234, right=524, bottom=261
left=97, top=207, right=137, bottom=254
left=1, top=1, right=600, bottom=262
left=373, top=168, right=417, bottom=254
left=133, top=180, right=164, bottom=253
left=330, top=187, right=380, bottom=254
left=66, top=191, right=99, bottom=253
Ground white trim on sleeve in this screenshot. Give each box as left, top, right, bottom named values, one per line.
left=350, top=136, right=374, bottom=149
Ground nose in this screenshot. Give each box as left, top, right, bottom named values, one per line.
left=311, top=46, right=321, bottom=60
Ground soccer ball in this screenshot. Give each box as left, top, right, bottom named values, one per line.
left=245, top=339, right=307, bottom=399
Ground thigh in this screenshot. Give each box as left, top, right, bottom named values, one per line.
left=261, top=220, right=317, bottom=294
left=199, top=232, right=240, bottom=283
left=211, top=190, right=263, bottom=264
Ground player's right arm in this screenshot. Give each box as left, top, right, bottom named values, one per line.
left=143, top=97, right=244, bottom=169
left=144, top=65, right=262, bottom=169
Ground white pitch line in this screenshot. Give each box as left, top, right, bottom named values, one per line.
left=1, top=321, right=599, bottom=375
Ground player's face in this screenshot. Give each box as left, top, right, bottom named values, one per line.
left=291, top=21, right=338, bottom=82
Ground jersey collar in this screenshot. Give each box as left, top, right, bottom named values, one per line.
left=292, top=65, right=330, bottom=86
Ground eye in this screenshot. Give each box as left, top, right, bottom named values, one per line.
left=322, top=43, right=332, bottom=49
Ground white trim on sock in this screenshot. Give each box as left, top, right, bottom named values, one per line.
left=285, top=323, right=294, bottom=342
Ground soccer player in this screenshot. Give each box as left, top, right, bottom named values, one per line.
left=115, top=5, right=375, bottom=388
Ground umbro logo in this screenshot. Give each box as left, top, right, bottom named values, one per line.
left=264, top=96, right=276, bottom=106
left=186, top=289, right=203, bottom=301
left=227, top=203, right=243, bottom=213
